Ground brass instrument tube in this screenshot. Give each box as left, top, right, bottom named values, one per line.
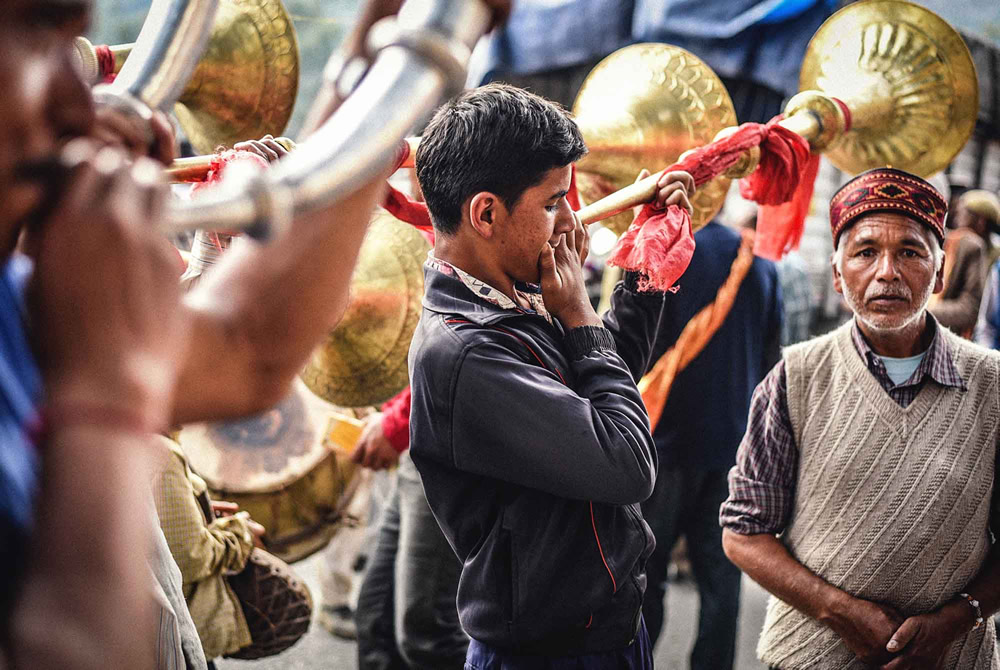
left=777, top=112, right=821, bottom=141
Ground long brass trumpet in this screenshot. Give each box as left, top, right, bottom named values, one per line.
left=165, top=0, right=494, bottom=240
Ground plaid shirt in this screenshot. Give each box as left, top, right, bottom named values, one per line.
left=721, top=316, right=967, bottom=535
left=425, top=255, right=552, bottom=324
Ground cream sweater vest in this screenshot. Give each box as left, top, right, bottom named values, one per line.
left=758, top=322, right=1000, bottom=669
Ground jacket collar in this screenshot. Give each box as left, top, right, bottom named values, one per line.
left=422, top=260, right=547, bottom=326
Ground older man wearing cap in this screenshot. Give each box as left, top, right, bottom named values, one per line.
left=720, top=168, right=1000, bottom=669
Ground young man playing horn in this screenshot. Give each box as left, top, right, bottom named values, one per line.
left=407, top=83, right=694, bottom=668
left=722, top=168, right=1000, bottom=669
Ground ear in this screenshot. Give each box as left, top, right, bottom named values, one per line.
left=831, top=252, right=843, bottom=295
left=468, top=192, right=500, bottom=239
left=933, top=250, right=946, bottom=294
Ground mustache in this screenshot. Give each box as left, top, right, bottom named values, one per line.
left=865, top=285, right=910, bottom=302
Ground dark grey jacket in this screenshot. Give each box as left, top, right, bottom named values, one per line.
left=408, top=266, right=665, bottom=655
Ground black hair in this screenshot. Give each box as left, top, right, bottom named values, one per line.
left=415, top=83, right=588, bottom=235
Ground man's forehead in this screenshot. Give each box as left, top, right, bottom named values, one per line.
left=847, top=213, right=933, bottom=245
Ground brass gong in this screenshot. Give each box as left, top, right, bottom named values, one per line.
left=300, top=210, right=431, bottom=408
left=572, top=43, right=738, bottom=235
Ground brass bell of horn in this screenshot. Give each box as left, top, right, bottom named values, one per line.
left=797, top=0, right=977, bottom=177
left=300, top=209, right=432, bottom=408
left=75, top=0, right=299, bottom=155
left=571, top=44, right=739, bottom=236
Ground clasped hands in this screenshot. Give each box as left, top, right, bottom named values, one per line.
left=828, top=593, right=973, bottom=669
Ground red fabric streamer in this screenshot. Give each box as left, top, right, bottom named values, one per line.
left=383, top=184, right=435, bottom=236
left=751, top=153, right=820, bottom=260
left=187, top=149, right=270, bottom=193
left=736, top=118, right=817, bottom=260
left=608, top=121, right=770, bottom=291
left=610, top=204, right=694, bottom=293
left=95, top=45, right=116, bottom=84
left=609, top=115, right=822, bottom=288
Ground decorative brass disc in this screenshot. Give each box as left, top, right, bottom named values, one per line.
left=572, top=43, right=737, bottom=235
left=800, top=0, right=978, bottom=177
left=300, top=210, right=431, bottom=408
left=175, top=0, right=299, bottom=154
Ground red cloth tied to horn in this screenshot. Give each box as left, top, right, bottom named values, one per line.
left=186, top=149, right=270, bottom=191
left=95, top=45, right=117, bottom=84
left=608, top=116, right=817, bottom=291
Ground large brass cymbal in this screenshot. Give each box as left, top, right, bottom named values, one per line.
left=300, top=210, right=431, bottom=408
left=78, top=0, right=299, bottom=154
left=800, top=0, right=977, bottom=177
left=572, top=44, right=738, bottom=235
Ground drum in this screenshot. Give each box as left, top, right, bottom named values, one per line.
left=178, top=378, right=364, bottom=563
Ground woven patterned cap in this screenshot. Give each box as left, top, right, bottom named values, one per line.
left=830, top=167, right=947, bottom=245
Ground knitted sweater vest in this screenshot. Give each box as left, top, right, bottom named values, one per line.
left=758, top=322, right=1000, bottom=669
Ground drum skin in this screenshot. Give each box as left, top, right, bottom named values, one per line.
left=179, top=379, right=362, bottom=563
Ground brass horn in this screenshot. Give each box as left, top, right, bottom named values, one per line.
left=300, top=209, right=431, bottom=408
left=75, top=0, right=299, bottom=155
left=572, top=0, right=977, bottom=231
left=398, top=1, right=976, bottom=237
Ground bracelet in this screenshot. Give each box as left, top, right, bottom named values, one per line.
left=959, top=592, right=984, bottom=629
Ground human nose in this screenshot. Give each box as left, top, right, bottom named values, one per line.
left=553, top=205, right=575, bottom=235
left=874, top=251, right=900, bottom=282
left=46, top=47, right=95, bottom=144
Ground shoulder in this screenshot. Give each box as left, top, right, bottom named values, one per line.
left=693, top=222, right=740, bottom=252
left=953, top=231, right=986, bottom=257
left=410, top=312, right=536, bottom=384
left=783, top=323, right=846, bottom=364
left=944, top=330, right=1000, bottom=386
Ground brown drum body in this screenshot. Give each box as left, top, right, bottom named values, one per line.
left=179, top=378, right=362, bottom=563
left=225, top=548, right=313, bottom=660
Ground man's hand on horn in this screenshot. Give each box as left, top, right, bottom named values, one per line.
left=91, top=105, right=176, bottom=165
left=234, top=135, right=290, bottom=164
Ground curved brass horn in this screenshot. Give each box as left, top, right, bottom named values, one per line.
left=76, top=0, right=299, bottom=155
left=403, top=1, right=976, bottom=236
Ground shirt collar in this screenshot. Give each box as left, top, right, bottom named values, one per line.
left=850, top=315, right=967, bottom=392
left=425, top=255, right=552, bottom=325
